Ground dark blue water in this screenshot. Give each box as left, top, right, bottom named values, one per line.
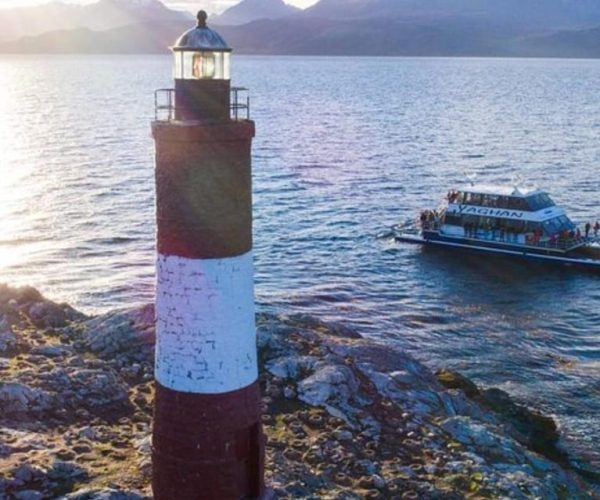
left=0, top=55, right=599, bottom=467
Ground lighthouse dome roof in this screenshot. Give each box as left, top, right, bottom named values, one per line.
left=174, top=12, right=231, bottom=52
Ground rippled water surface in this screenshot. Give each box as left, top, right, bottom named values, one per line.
left=1, top=55, right=599, bottom=467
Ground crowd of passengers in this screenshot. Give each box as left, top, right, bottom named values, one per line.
left=420, top=210, right=600, bottom=247
left=462, top=221, right=600, bottom=246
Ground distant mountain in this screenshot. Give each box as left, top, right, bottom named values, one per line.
left=519, top=26, right=600, bottom=58
left=216, top=16, right=518, bottom=56
left=0, top=0, right=190, bottom=43
left=2, top=0, right=600, bottom=58
left=303, top=0, right=600, bottom=30
left=0, top=20, right=188, bottom=54
left=212, top=0, right=299, bottom=26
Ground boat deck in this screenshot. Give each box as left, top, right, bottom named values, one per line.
left=394, top=231, right=600, bottom=270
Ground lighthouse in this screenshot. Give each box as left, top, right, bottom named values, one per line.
left=151, top=11, right=265, bottom=499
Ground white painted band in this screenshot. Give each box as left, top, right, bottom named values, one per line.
left=155, top=251, right=258, bottom=394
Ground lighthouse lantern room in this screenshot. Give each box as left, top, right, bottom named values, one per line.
left=172, top=10, right=232, bottom=121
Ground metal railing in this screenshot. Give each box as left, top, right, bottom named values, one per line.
left=420, top=220, right=589, bottom=252
left=154, top=87, right=250, bottom=122
left=155, top=88, right=175, bottom=121
left=231, top=87, right=250, bottom=121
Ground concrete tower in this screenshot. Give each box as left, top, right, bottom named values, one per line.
left=151, top=11, right=265, bottom=499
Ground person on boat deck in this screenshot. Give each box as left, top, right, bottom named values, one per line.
left=594, top=221, right=600, bottom=237
left=585, top=222, right=591, bottom=239
left=576, top=228, right=582, bottom=240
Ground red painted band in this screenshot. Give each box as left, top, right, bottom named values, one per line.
left=152, top=381, right=265, bottom=500
left=154, top=122, right=254, bottom=259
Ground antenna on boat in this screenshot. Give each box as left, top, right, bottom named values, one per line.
left=511, top=173, right=525, bottom=195
left=511, top=173, right=523, bottom=188
left=463, top=170, right=476, bottom=186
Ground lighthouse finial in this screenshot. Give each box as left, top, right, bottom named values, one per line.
left=197, top=10, right=208, bottom=28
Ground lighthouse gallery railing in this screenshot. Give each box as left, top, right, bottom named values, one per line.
left=154, top=87, right=250, bottom=122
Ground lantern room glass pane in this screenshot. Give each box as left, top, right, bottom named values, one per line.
left=174, top=51, right=184, bottom=79
left=223, top=53, right=231, bottom=80
left=173, top=51, right=231, bottom=80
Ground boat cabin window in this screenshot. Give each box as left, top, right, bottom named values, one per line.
left=507, top=197, right=529, bottom=211
left=456, top=192, right=530, bottom=211
left=527, top=193, right=555, bottom=211
left=444, top=210, right=576, bottom=237
left=542, top=215, right=575, bottom=235
left=444, top=214, right=462, bottom=226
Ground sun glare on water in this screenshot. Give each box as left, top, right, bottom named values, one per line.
left=0, top=61, right=36, bottom=272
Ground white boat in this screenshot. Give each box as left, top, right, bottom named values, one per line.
left=394, top=184, right=600, bottom=270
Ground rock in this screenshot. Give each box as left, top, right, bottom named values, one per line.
left=0, top=382, right=52, bottom=416
left=121, top=363, right=141, bottom=379
left=38, top=366, right=130, bottom=412
left=62, top=487, right=145, bottom=500
left=82, top=307, right=154, bottom=360
left=12, top=464, right=45, bottom=483
left=14, top=490, right=44, bottom=500
left=266, top=356, right=318, bottom=380
left=0, top=328, right=19, bottom=355
left=31, top=345, right=72, bottom=358
left=47, top=460, right=87, bottom=480
left=441, top=417, right=524, bottom=463
left=479, top=388, right=559, bottom=455
left=371, top=474, right=386, bottom=489
left=283, top=386, right=296, bottom=399
left=435, top=369, right=480, bottom=398
left=297, top=362, right=359, bottom=411
left=0, top=284, right=43, bottom=305
left=28, top=301, right=68, bottom=327
left=134, top=435, right=151, bottom=455
left=333, top=430, right=353, bottom=441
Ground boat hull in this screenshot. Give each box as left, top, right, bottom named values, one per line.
left=395, top=231, right=600, bottom=271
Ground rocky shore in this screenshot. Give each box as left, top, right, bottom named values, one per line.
left=0, top=284, right=596, bottom=499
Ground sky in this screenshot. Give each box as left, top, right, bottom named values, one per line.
left=0, top=0, right=319, bottom=13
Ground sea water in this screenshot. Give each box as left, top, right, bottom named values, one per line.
left=1, top=54, right=599, bottom=469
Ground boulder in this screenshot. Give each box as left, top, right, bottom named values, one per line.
left=0, top=382, right=52, bottom=416
left=266, top=355, right=318, bottom=380
left=298, top=362, right=359, bottom=412
left=31, top=345, right=73, bottom=358
left=82, top=306, right=154, bottom=360
left=14, top=491, right=44, bottom=500
left=0, top=329, right=19, bottom=356
left=479, top=388, right=559, bottom=457
left=62, top=488, right=145, bottom=500
left=435, top=369, right=480, bottom=398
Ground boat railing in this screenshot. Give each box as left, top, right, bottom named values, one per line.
left=422, top=220, right=589, bottom=252
left=421, top=221, right=441, bottom=231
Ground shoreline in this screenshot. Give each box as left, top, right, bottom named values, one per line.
left=0, top=284, right=596, bottom=499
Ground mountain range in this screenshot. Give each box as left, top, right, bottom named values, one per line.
left=212, top=0, right=299, bottom=26
left=0, top=0, right=190, bottom=43
left=1, top=0, right=600, bottom=58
